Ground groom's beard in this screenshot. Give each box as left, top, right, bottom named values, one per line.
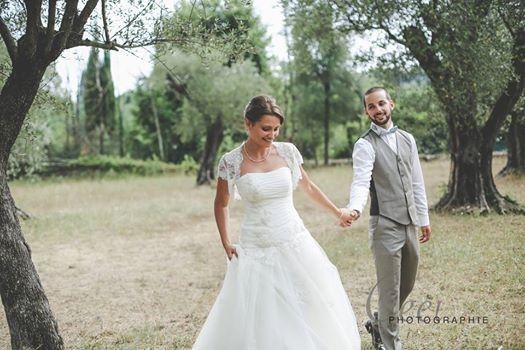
left=369, top=112, right=391, bottom=126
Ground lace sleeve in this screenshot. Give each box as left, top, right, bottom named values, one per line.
left=217, top=150, right=242, bottom=200
left=217, top=155, right=228, bottom=180
left=276, top=142, right=303, bottom=190
left=290, top=143, right=304, bottom=166
left=290, top=143, right=304, bottom=189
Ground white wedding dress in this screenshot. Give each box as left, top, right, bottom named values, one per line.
left=193, top=143, right=361, bottom=350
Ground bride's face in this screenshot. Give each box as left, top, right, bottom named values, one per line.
left=245, top=114, right=282, bottom=147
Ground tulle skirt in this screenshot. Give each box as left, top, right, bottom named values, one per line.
left=193, top=230, right=361, bottom=350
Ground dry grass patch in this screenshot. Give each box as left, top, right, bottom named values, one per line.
left=0, top=156, right=523, bottom=349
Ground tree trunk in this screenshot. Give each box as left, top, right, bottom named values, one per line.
left=197, top=116, right=224, bottom=185
left=406, top=26, right=525, bottom=213
left=150, top=95, right=165, bottom=161
left=117, top=96, right=124, bottom=157
left=65, top=107, right=71, bottom=154
left=323, top=81, right=331, bottom=166
left=99, top=120, right=105, bottom=155
left=500, top=108, right=525, bottom=175
left=435, top=118, right=523, bottom=214
left=74, top=80, right=82, bottom=155
left=0, top=66, right=64, bottom=349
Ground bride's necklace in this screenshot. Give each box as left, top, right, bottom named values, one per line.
left=243, top=142, right=271, bottom=163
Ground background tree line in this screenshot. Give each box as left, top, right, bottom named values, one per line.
left=6, top=1, right=461, bottom=177
left=6, top=1, right=524, bottom=218
left=4, top=0, right=522, bottom=209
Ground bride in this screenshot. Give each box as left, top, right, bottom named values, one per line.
left=193, top=95, right=361, bottom=350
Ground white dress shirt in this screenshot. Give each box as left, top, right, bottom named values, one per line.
left=348, top=122, right=430, bottom=227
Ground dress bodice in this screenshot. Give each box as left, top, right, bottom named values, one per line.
left=236, top=167, right=292, bottom=203
left=235, top=167, right=307, bottom=249
left=217, top=142, right=304, bottom=200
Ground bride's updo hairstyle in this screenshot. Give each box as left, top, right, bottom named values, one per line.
left=244, top=95, right=284, bottom=125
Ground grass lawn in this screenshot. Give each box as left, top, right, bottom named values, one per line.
left=1, top=156, right=523, bottom=349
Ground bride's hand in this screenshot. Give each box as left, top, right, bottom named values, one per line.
left=224, top=244, right=238, bottom=260
left=338, top=208, right=359, bottom=228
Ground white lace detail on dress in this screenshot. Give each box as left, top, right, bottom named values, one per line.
left=217, top=142, right=304, bottom=200
left=238, top=229, right=309, bottom=266
left=274, top=142, right=303, bottom=190
left=217, top=144, right=244, bottom=200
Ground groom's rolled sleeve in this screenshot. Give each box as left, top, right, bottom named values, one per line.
left=409, top=135, right=430, bottom=227
left=348, top=138, right=374, bottom=213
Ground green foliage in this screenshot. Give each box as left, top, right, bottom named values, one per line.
left=284, top=0, right=362, bottom=160
left=129, top=80, right=191, bottom=163
left=120, top=0, right=273, bottom=173
left=395, top=87, right=448, bottom=155
left=288, top=1, right=346, bottom=80
left=179, top=154, right=199, bottom=175
left=329, top=0, right=521, bottom=126
left=3, top=40, right=74, bottom=179
left=81, top=47, right=117, bottom=154
left=162, top=0, right=270, bottom=75
left=7, top=118, right=52, bottom=180
left=370, top=66, right=448, bottom=154
left=330, top=124, right=351, bottom=159
left=100, top=51, right=117, bottom=134
left=152, top=50, right=270, bottom=150
left=286, top=61, right=362, bottom=158
left=67, top=155, right=179, bottom=177
left=83, top=47, right=100, bottom=133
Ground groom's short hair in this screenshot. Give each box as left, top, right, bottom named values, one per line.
left=363, top=87, right=393, bottom=108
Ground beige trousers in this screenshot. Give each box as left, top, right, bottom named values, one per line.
left=369, top=215, right=420, bottom=350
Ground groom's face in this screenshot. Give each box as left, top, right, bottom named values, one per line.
left=364, top=90, right=394, bottom=126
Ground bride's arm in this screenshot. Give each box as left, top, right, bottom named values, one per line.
left=297, top=166, right=346, bottom=221
left=214, top=178, right=238, bottom=259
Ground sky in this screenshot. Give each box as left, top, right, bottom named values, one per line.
left=56, top=0, right=288, bottom=97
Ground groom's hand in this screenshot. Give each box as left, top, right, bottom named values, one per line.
left=420, top=225, right=431, bottom=243
left=339, top=208, right=359, bottom=227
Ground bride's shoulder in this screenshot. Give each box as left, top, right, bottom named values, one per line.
left=274, top=141, right=300, bottom=154
left=274, top=141, right=296, bottom=151
left=220, top=144, right=243, bottom=163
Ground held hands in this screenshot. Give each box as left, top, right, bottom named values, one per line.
left=338, top=208, right=360, bottom=228
left=223, top=244, right=238, bottom=260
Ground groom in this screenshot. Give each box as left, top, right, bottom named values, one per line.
left=341, top=87, right=431, bottom=350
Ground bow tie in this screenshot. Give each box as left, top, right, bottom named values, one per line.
left=372, top=124, right=398, bottom=136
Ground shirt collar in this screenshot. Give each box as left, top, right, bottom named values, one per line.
left=371, top=122, right=397, bottom=136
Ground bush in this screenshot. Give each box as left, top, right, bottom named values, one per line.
left=179, top=155, right=198, bottom=175
left=7, top=120, right=52, bottom=180
left=45, top=156, right=180, bottom=177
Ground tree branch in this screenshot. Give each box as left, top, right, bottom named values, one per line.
left=72, top=0, right=99, bottom=34
left=377, top=22, right=407, bottom=47
left=330, top=0, right=406, bottom=46
left=402, top=25, right=444, bottom=84
left=335, top=3, right=381, bottom=33
left=51, top=0, right=78, bottom=59
left=58, top=0, right=78, bottom=34
left=482, top=30, right=525, bottom=145
left=110, top=0, right=156, bottom=40
left=66, top=37, right=119, bottom=51
left=44, top=0, right=57, bottom=56
left=21, top=0, right=42, bottom=58
left=101, top=0, right=110, bottom=43
left=65, top=36, right=191, bottom=51
left=0, top=17, right=18, bottom=62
